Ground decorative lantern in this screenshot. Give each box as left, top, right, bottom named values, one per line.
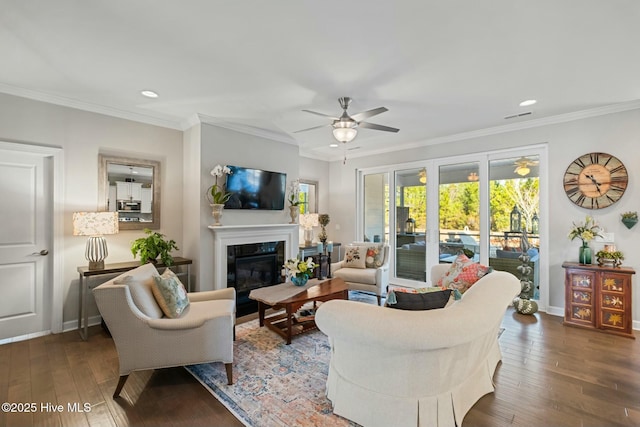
left=531, top=212, right=539, bottom=235
left=405, top=218, right=416, bottom=234
left=510, top=205, right=522, bottom=232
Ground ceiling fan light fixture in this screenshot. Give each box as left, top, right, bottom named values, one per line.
left=515, top=166, right=530, bottom=176
left=467, top=172, right=479, bottom=181
left=333, top=127, right=357, bottom=143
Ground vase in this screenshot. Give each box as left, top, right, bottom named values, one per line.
left=211, top=203, right=225, bottom=226
left=291, top=275, right=308, bottom=287
left=579, top=242, right=592, bottom=265
left=289, top=205, right=298, bottom=224
left=622, top=217, right=638, bottom=229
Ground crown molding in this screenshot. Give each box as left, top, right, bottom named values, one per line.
left=0, top=83, right=183, bottom=130
left=324, top=100, right=640, bottom=162
left=194, top=114, right=297, bottom=145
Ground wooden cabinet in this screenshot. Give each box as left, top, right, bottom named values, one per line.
left=562, top=262, right=635, bottom=339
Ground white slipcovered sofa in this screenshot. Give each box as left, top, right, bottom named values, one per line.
left=315, top=264, right=520, bottom=427
left=93, top=262, right=236, bottom=397
left=331, top=242, right=390, bottom=305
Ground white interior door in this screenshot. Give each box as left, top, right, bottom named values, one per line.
left=0, top=150, right=51, bottom=340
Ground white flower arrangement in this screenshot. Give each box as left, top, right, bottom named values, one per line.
left=283, top=256, right=318, bottom=279
left=208, top=164, right=232, bottom=204
left=568, top=215, right=603, bottom=244
left=287, top=179, right=300, bottom=206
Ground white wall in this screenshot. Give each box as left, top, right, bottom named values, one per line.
left=0, top=93, right=183, bottom=324
left=329, top=108, right=640, bottom=320
left=185, top=122, right=301, bottom=290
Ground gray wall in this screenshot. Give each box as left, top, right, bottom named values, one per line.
left=0, top=92, right=184, bottom=325
left=328, top=108, right=640, bottom=318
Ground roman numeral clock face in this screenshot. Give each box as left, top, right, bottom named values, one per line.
left=563, top=152, right=628, bottom=209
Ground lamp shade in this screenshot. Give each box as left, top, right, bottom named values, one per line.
left=299, top=213, right=319, bottom=230
left=73, top=212, right=119, bottom=236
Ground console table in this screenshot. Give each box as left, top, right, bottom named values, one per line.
left=77, top=257, right=192, bottom=340
left=562, top=262, right=635, bottom=339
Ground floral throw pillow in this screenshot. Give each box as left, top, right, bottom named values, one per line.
left=344, top=246, right=366, bottom=269
left=364, top=245, right=385, bottom=268
left=436, top=254, right=492, bottom=294
left=151, top=269, right=190, bottom=318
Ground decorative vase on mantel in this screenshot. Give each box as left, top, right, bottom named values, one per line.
left=211, top=204, right=225, bottom=226
left=579, top=241, right=592, bottom=265
left=289, top=205, right=298, bottom=224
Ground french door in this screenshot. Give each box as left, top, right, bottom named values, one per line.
left=358, top=145, right=547, bottom=307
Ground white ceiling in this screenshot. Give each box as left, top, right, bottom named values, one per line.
left=2, top=0, right=639, bottom=161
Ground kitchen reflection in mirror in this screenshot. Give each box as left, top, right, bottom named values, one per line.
left=98, top=154, right=161, bottom=230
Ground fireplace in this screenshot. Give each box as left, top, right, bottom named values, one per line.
left=208, top=223, right=299, bottom=316
left=228, top=241, right=285, bottom=316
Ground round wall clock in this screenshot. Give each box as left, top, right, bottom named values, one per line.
left=563, top=152, right=628, bottom=209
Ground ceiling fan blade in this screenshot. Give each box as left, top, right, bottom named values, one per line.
left=302, top=109, right=339, bottom=120
left=351, top=107, right=388, bottom=122
left=293, top=123, right=331, bottom=133
left=359, top=122, right=400, bottom=133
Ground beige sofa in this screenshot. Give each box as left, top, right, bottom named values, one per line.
left=315, top=265, right=520, bottom=427
left=93, top=263, right=236, bottom=397
left=331, top=242, right=390, bottom=305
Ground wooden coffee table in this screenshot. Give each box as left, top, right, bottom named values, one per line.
left=249, top=277, right=348, bottom=344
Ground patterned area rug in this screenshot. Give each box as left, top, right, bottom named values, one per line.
left=186, top=292, right=377, bottom=427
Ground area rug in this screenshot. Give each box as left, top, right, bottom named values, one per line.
left=185, top=292, right=379, bottom=427
left=186, top=293, right=504, bottom=427
left=186, top=318, right=357, bottom=427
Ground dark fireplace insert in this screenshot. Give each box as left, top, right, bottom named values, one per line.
left=227, top=241, right=285, bottom=317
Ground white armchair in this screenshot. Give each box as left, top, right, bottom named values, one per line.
left=331, top=242, right=390, bottom=305
left=316, top=266, right=520, bottom=427
left=93, top=263, right=236, bottom=398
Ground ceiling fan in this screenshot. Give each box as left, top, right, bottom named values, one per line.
left=514, top=156, right=539, bottom=176
left=294, top=97, right=399, bottom=144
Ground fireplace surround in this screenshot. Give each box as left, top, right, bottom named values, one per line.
left=208, top=224, right=299, bottom=314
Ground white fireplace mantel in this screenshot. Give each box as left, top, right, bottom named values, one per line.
left=208, top=223, right=299, bottom=289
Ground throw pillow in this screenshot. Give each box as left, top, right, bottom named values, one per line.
left=387, top=289, right=452, bottom=311
left=151, top=269, right=190, bottom=318
left=114, top=274, right=164, bottom=319
left=364, top=244, right=385, bottom=268
left=437, top=254, right=492, bottom=294
left=343, top=246, right=366, bottom=269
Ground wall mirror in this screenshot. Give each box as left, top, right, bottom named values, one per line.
left=299, top=180, right=318, bottom=214
left=98, top=154, right=161, bottom=230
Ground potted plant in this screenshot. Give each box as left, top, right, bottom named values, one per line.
left=287, top=179, right=300, bottom=224
left=131, top=228, right=179, bottom=265
left=595, top=249, right=624, bottom=267
left=621, top=211, right=638, bottom=229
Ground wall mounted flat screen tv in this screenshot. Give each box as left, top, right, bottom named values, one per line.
left=224, top=166, right=287, bottom=210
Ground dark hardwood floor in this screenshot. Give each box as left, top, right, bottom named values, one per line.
left=2, top=309, right=640, bottom=427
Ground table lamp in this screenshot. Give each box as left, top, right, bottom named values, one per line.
left=73, top=212, right=119, bottom=270
left=299, top=213, right=319, bottom=246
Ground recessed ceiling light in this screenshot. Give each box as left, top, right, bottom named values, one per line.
left=519, top=99, right=537, bottom=107
left=141, top=90, right=159, bottom=98
left=329, top=143, right=339, bottom=148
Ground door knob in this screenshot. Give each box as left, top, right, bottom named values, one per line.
left=32, top=250, right=49, bottom=256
